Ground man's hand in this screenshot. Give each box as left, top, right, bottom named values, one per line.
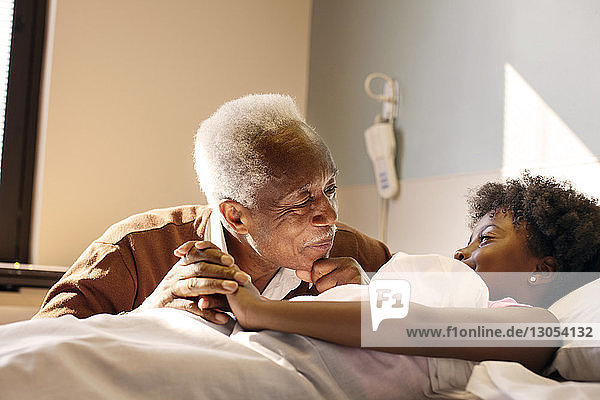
left=136, top=241, right=250, bottom=324
left=295, top=257, right=363, bottom=293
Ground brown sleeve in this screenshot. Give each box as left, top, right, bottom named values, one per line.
left=330, top=224, right=392, bottom=273
left=33, top=242, right=137, bottom=319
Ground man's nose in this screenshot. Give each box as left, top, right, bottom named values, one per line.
left=312, top=196, right=338, bottom=226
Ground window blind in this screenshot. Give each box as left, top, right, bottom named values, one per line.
left=0, top=0, right=14, bottom=175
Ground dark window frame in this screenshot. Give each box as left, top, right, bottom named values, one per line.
left=0, top=0, right=47, bottom=262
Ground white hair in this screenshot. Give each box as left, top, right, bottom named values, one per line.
left=194, top=94, right=320, bottom=208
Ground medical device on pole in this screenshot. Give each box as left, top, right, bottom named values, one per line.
left=364, top=72, right=399, bottom=242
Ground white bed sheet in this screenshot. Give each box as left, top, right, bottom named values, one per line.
left=0, top=308, right=337, bottom=400
left=0, top=307, right=439, bottom=399
left=466, top=360, right=600, bottom=400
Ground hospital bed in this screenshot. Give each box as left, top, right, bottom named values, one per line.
left=0, top=254, right=599, bottom=399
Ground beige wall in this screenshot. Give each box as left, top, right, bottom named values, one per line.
left=32, top=0, right=312, bottom=266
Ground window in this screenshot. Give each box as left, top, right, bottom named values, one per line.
left=0, top=0, right=46, bottom=262
left=0, top=0, right=14, bottom=169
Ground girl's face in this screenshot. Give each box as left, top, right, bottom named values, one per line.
left=454, top=210, right=544, bottom=273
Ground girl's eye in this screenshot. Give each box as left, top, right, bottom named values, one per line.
left=479, top=235, right=492, bottom=245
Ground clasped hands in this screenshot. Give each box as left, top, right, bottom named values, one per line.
left=137, top=240, right=363, bottom=324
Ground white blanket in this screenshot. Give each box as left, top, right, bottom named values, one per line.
left=467, top=361, right=600, bottom=400
left=0, top=254, right=488, bottom=399
left=0, top=308, right=436, bottom=399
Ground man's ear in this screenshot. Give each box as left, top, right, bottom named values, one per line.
left=219, top=200, right=250, bottom=235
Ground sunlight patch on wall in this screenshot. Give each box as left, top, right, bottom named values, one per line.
left=503, top=63, right=600, bottom=198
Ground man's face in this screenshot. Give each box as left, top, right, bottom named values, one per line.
left=243, top=141, right=339, bottom=272
left=453, top=210, right=542, bottom=273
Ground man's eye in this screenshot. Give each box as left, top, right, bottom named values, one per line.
left=295, top=197, right=313, bottom=208
left=324, top=185, right=337, bottom=196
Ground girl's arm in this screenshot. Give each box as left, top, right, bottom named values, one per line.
left=227, top=284, right=560, bottom=373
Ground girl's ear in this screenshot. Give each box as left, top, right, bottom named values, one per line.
left=219, top=200, right=250, bottom=235
left=537, top=256, right=558, bottom=273
left=529, top=256, right=558, bottom=287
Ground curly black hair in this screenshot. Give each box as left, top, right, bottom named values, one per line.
left=467, top=172, right=600, bottom=273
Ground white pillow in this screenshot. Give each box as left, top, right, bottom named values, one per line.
left=371, top=252, right=490, bottom=308
left=548, top=278, right=600, bottom=381
left=292, top=252, right=490, bottom=308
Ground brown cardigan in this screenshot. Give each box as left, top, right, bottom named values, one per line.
left=34, top=205, right=391, bottom=319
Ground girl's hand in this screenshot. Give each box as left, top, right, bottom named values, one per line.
left=226, top=282, right=267, bottom=330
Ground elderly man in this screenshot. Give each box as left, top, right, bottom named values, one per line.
left=35, top=94, right=391, bottom=323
